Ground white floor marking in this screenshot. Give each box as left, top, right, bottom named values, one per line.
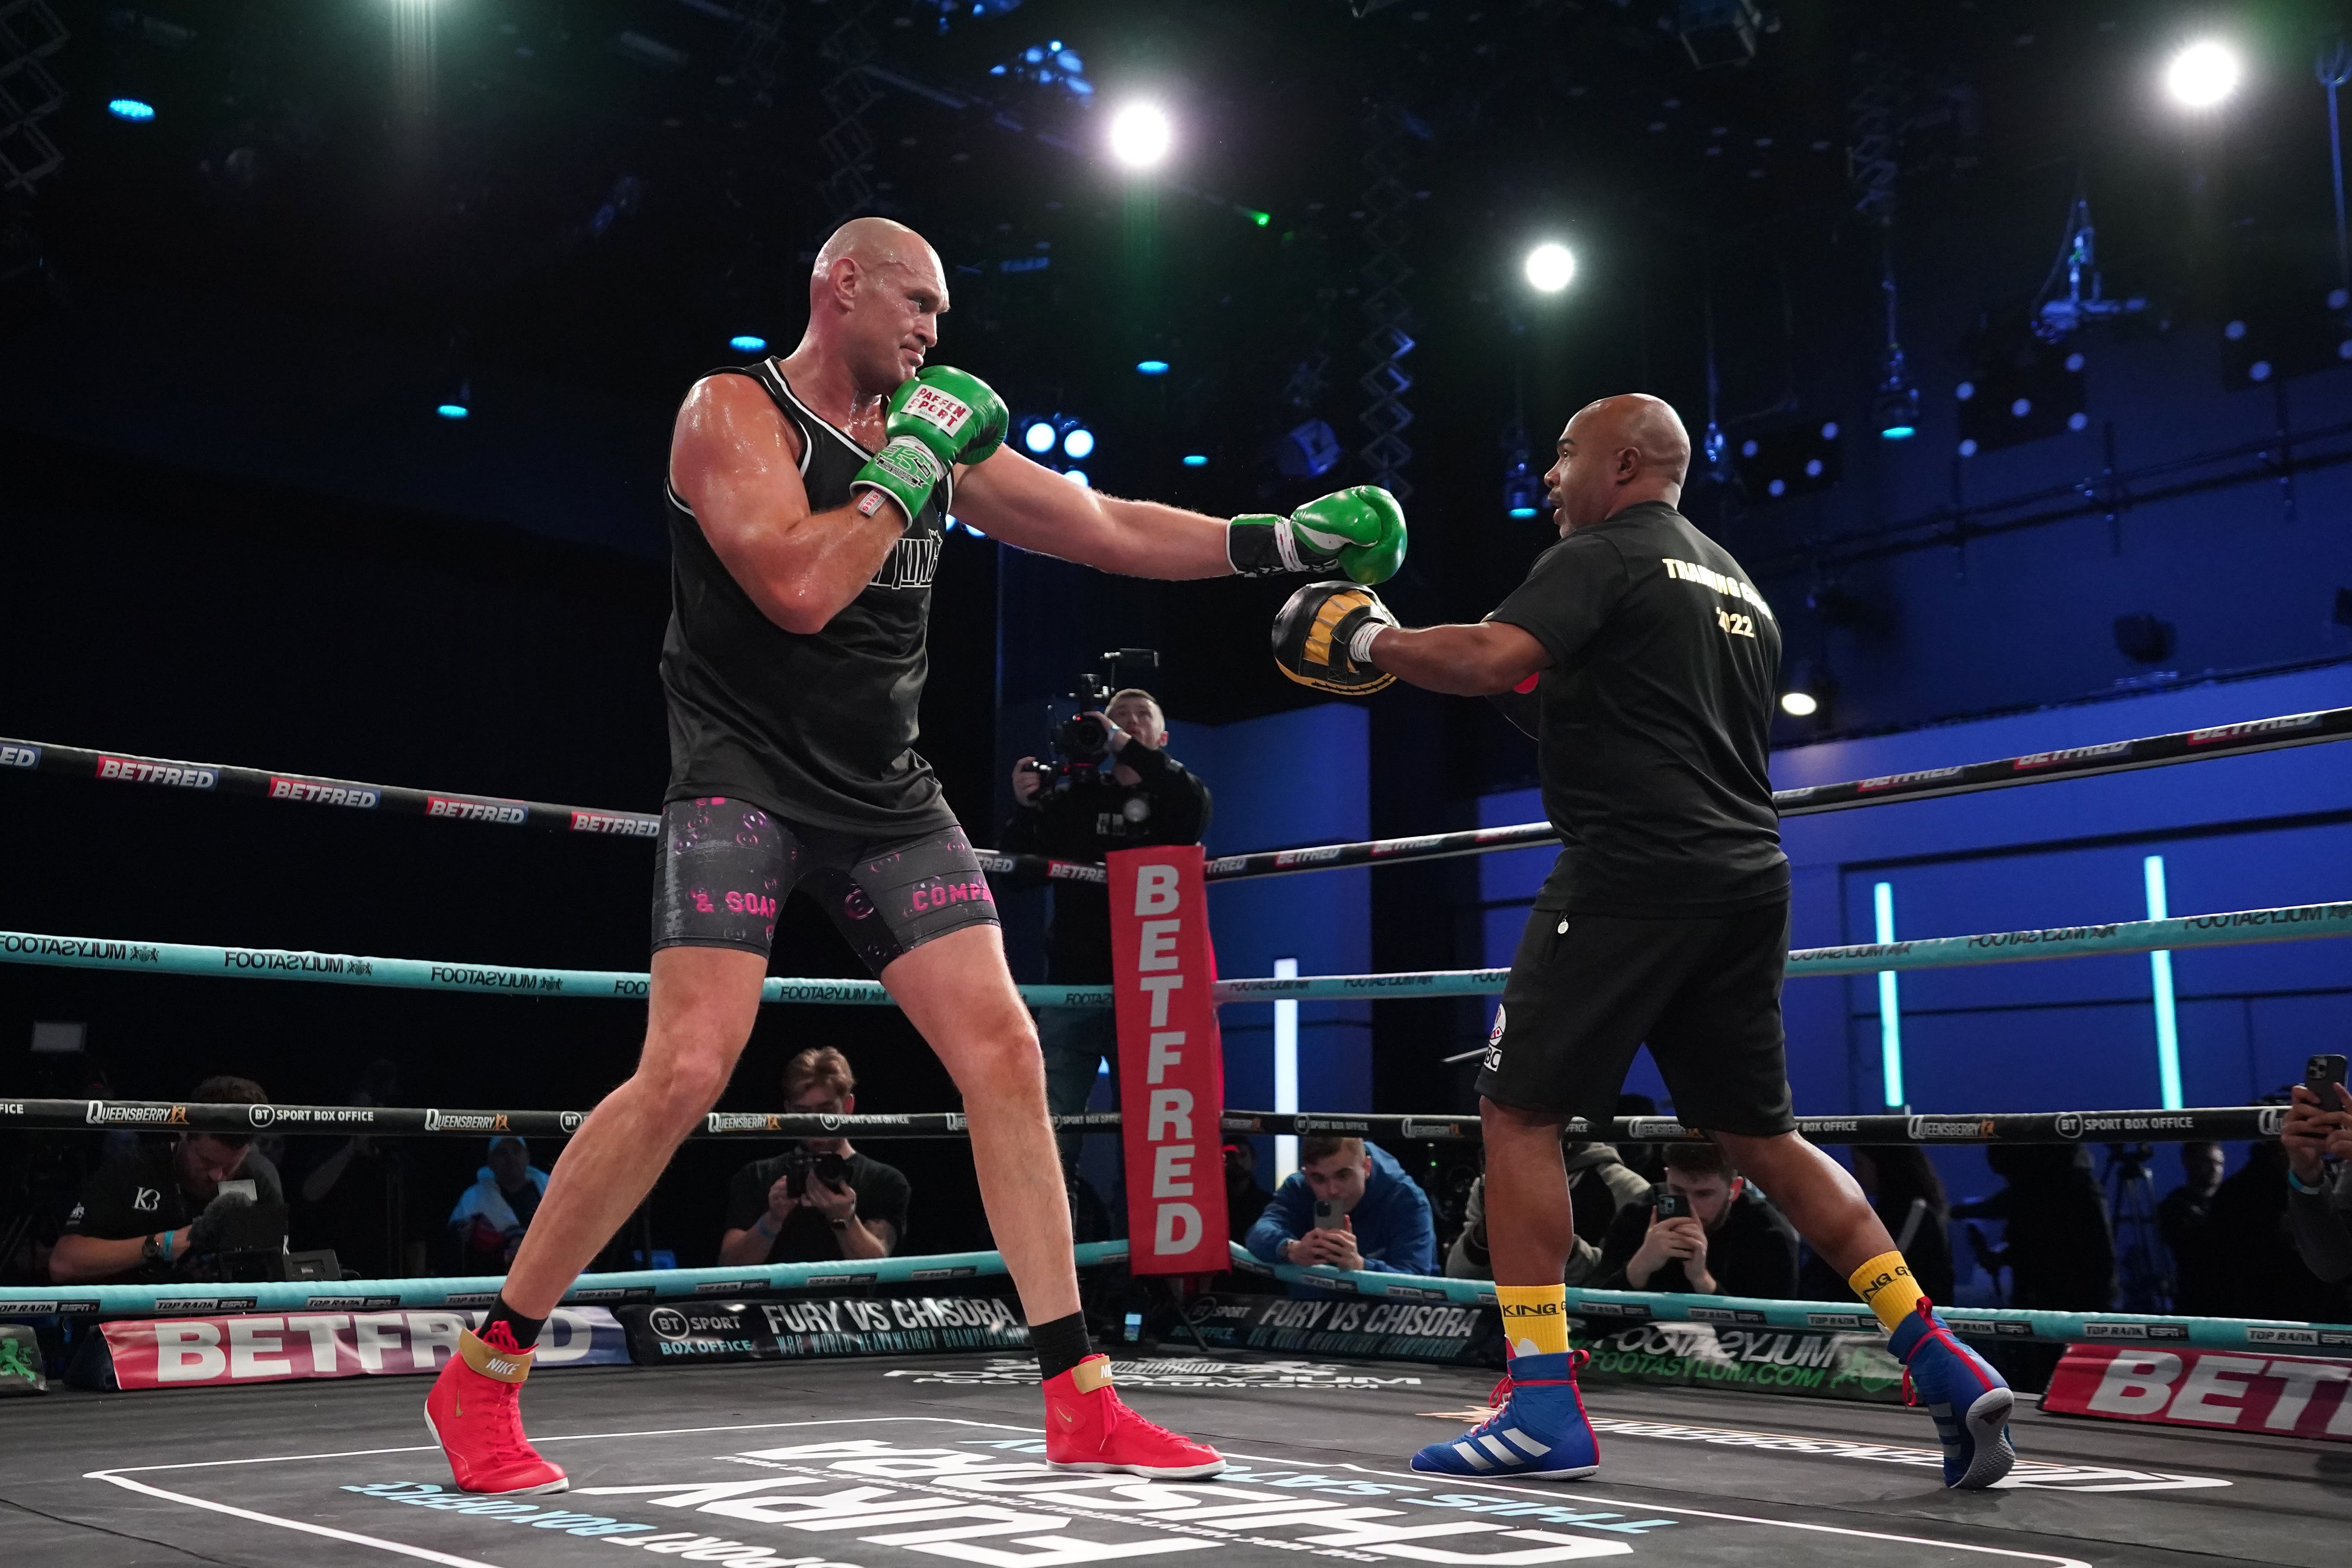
left=84, top=1410, right=2103, bottom=1567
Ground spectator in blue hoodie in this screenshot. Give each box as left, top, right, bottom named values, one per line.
left=1247, top=1136, right=1436, bottom=1277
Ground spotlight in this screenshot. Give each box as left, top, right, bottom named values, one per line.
left=436, top=403, right=469, bottom=420
left=1523, top=242, right=1576, bottom=293
left=728, top=334, right=767, bottom=353
left=1181, top=454, right=1208, bottom=468
left=2165, top=40, right=2242, bottom=108
left=1135, top=359, right=1170, bottom=376
left=1271, top=418, right=1343, bottom=481
left=1779, top=660, right=1834, bottom=721
left=1062, top=426, right=1095, bottom=459
left=1063, top=469, right=1090, bottom=487
left=1108, top=103, right=1172, bottom=168
left=108, top=98, right=156, bottom=122
left=1023, top=420, right=1058, bottom=455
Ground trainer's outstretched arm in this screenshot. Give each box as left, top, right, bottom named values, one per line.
left=672, top=374, right=909, bottom=634
left=1366, top=620, right=1552, bottom=697
left=950, top=446, right=1238, bottom=579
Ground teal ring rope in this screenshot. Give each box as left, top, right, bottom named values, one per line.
left=3, top=897, right=2346, bottom=1007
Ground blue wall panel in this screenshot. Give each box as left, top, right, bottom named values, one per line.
left=1170, top=704, right=1373, bottom=1116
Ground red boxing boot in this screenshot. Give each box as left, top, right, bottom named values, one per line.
left=1044, top=1354, right=1225, bottom=1480
left=423, top=1323, right=569, bottom=1495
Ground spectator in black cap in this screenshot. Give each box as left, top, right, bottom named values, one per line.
left=448, top=1137, right=549, bottom=1274
left=48, top=1075, right=284, bottom=1284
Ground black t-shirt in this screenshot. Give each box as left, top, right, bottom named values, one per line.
left=1596, top=1182, right=1799, bottom=1298
left=61, top=1141, right=285, bottom=1282
left=723, top=1149, right=913, bottom=1265
left=662, top=359, right=957, bottom=834
left=1000, top=742, right=1212, bottom=982
left=1488, top=500, right=1788, bottom=916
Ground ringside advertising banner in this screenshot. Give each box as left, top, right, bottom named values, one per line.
left=96, top=1307, right=625, bottom=1390
left=618, top=1294, right=1027, bottom=1364
left=1107, top=844, right=1227, bottom=1274
left=1180, top=1292, right=1500, bottom=1366
left=1574, top=1321, right=1905, bottom=1404
left=2042, top=1343, right=2352, bottom=1441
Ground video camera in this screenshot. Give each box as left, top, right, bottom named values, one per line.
left=1029, top=648, right=1160, bottom=795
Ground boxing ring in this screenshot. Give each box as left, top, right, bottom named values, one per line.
left=2, top=711, right=2349, bottom=1567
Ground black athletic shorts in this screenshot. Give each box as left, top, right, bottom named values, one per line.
left=1475, top=896, right=1795, bottom=1137
left=650, top=797, right=998, bottom=975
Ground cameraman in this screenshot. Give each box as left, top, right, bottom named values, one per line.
left=49, top=1075, right=285, bottom=1284
left=1003, top=688, right=1210, bottom=1143
left=1595, top=1140, right=1798, bottom=1298
left=719, top=1047, right=909, bottom=1266
left=2282, top=1078, right=2352, bottom=1284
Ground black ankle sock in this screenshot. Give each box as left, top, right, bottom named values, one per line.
left=1032, top=1312, right=1094, bottom=1382
left=483, top=1295, right=545, bottom=1351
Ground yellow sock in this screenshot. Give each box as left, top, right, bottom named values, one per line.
left=1496, top=1284, right=1570, bottom=1357
left=1849, top=1250, right=1927, bottom=1333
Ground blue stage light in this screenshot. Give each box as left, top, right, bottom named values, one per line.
left=108, top=98, right=156, bottom=122
left=1062, top=427, right=1095, bottom=459
left=1063, top=469, right=1090, bottom=487
left=1136, top=359, right=1169, bottom=375
left=1182, top=454, right=1208, bottom=468
left=729, top=334, right=767, bottom=353
left=1023, top=420, right=1057, bottom=454
left=437, top=404, right=469, bottom=420
left=1879, top=424, right=1915, bottom=441
left=1508, top=506, right=1538, bottom=518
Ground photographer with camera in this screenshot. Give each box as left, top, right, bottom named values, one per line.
left=49, top=1075, right=286, bottom=1284
left=1002, top=678, right=1210, bottom=1166
left=2281, top=1055, right=2352, bottom=1287
left=1595, top=1140, right=1797, bottom=1298
left=719, top=1047, right=909, bottom=1265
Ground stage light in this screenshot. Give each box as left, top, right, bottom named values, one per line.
left=1509, top=506, right=1538, bottom=518
left=1063, top=469, right=1090, bottom=487
left=1779, top=690, right=1817, bottom=717
left=1182, top=454, right=1208, bottom=467
left=1136, top=359, right=1169, bottom=375
left=729, top=334, right=767, bottom=353
left=1062, top=426, right=1095, bottom=459
left=436, top=403, right=469, bottom=420
left=1523, top=242, right=1576, bottom=293
left=1108, top=103, right=1172, bottom=168
left=1023, top=420, right=1057, bottom=454
left=107, top=98, right=156, bottom=122
left=1780, top=659, right=1835, bottom=722
left=2166, top=40, right=2241, bottom=108
left=1878, top=421, right=1915, bottom=441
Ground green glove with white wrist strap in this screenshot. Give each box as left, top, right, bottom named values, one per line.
left=850, top=365, right=1010, bottom=527
left=1228, top=484, right=1407, bottom=585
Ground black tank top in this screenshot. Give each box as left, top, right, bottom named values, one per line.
left=660, top=358, right=956, bottom=834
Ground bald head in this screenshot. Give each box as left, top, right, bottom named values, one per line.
left=1546, top=393, right=1693, bottom=532
left=809, top=217, right=943, bottom=300
left=797, top=217, right=950, bottom=396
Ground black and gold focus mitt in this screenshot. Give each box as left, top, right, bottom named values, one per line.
left=1271, top=580, right=1396, bottom=695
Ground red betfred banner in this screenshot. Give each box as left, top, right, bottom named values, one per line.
left=100, top=1307, right=626, bottom=1390
left=1107, top=844, right=1227, bottom=1273
left=2043, top=1343, right=2352, bottom=1442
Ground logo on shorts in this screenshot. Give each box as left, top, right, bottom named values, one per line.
left=843, top=888, right=875, bottom=921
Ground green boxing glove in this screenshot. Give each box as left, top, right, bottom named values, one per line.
left=850, top=365, right=1010, bottom=527
left=1228, top=484, right=1407, bottom=585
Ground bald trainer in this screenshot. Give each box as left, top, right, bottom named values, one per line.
left=424, top=216, right=1405, bottom=1494
left=1277, top=393, right=2016, bottom=1490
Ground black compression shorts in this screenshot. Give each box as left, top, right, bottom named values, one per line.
left=650, top=798, right=998, bottom=975
left=1474, top=897, right=1795, bottom=1137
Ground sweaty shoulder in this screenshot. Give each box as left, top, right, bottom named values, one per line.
left=671, top=371, right=803, bottom=490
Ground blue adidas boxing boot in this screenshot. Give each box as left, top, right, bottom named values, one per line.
left=1410, top=1349, right=1600, bottom=1481
left=1889, top=1298, right=2015, bottom=1489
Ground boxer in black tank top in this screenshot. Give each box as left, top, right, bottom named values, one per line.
left=430, top=217, right=1409, bottom=1493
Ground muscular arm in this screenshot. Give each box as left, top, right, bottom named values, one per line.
left=672, top=374, right=906, bottom=635
left=949, top=447, right=1234, bottom=579
left=1365, top=620, right=1551, bottom=697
